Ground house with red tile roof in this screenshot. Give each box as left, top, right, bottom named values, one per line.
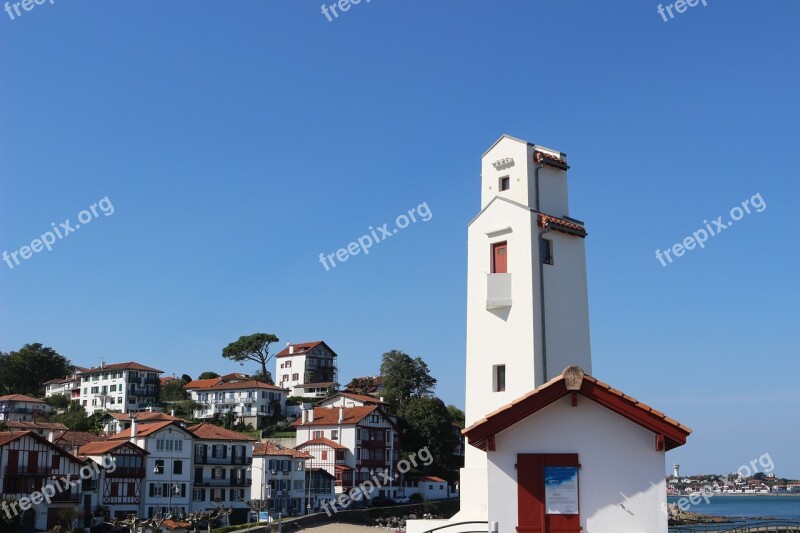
left=76, top=361, right=163, bottom=415
left=250, top=442, right=332, bottom=516
left=185, top=423, right=255, bottom=523
left=98, top=410, right=188, bottom=435
left=0, top=394, right=51, bottom=422
left=292, top=404, right=400, bottom=499
left=185, top=375, right=288, bottom=430
left=275, top=341, right=339, bottom=398
left=77, top=440, right=149, bottom=519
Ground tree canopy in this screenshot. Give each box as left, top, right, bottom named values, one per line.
left=379, top=349, right=436, bottom=412
left=197, top=371, right=220, bottom=380
left=400, top=396, right=457, bottom=477
left=0, top=343, right=73, bottom=397
left=447, top=404, right=465, bottom=428
left=221, top=333, right=278, bottom=384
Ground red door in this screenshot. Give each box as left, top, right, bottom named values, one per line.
left=492, top=242, right=508, bottom=273
left=517, top=454, right=580, bottom=533
left=7, top=450, right=19, bottom=473
left=28, top=451, right=39, bottom=475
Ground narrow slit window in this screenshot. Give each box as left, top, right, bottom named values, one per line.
left=493, top=364, right=506, bottom=392
left=499, top=176, right=510, bottom=191
left=541, top=239, right=553, bottom=265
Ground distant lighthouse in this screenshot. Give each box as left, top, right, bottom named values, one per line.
left=673, top=464, right=680, bottom=479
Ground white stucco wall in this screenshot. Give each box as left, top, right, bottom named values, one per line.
left=487, top=396, right=667, bottom=533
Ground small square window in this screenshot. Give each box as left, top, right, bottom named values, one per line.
left=499, top=176, right=510, bottom=191
left=493, top=365, right=506, bottom=392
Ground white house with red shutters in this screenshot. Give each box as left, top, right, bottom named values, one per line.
left=407, top=135, right=691, bottom=533
left=292, top=404, right=400, bottom=499
left=275, top=341, right=339, bottom=398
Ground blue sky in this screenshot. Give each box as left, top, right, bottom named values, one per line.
left=1, top=1, right=798, bottom=477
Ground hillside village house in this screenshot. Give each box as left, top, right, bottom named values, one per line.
left=342, top=375, right=385, bottom=397
left=407, top=136, right=691, bottom=533
left=110, top=420, right=194, bottom=519
left=77, top=362, right=163, bottom=415
left=0, top=431, right=89, bottom=531
left=275, top=341, right=339, bottom=398
left=186, top=423, right=254, bottom=523
left=293, top=404, right=400, bottom=499
left=78, top=440, right=149, bottom=520
left=98, top=410, right=186, bottom=435
left=43, top=368, right=86, bottom=401
left=0, top=394, right=52, bottom=422
left=184, top=375, right=288, bottom=430
left=250, top=442, right=325, bottom=516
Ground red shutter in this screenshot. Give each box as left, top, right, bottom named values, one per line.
left=517, top=454, right=580, bottom=533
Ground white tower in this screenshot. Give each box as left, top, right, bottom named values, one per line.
left=458, top=134, right=593, bottom=519
left=673, top=464, right=680, bottom=479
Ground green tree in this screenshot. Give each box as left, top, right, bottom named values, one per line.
left=197, top=371, right=220, bottom=380
left=347, top=377, right=374, bottom=395
left=400, top=396, right=456, bottom=475
left=0, top=343, right=73, bottom=397
left=447, top=405, right=465, bottom=428
left=221, top=333, right=278, bottom=384
left=46, top=393, right=71, bottom=410
left=180, top=374, right=193, bottom=383
left=380, top=350, right=437, bottom=412
left=250, top=370, right=272, bottom=384
left=160, top=379, right=187, bottom=402
left=51, top=403, right=92, bottom=431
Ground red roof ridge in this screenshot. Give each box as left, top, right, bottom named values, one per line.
left=463, top=366, right=691, bottom=452
left=295, top=437, right=348, bottom=450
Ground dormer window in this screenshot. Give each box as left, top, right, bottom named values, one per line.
left=499, top=176, right=510, bottom=191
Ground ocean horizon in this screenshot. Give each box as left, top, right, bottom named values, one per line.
left=668, top=495, right=800, bottom=520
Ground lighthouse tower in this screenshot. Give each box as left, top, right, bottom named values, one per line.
left=458, top=134, right=593, bottom=519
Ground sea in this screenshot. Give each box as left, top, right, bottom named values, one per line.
left=667, top=495, right=800, bottom=520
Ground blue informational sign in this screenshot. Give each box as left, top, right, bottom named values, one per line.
left=258, top=511, right=270, bottom=522
left=544, top=466, right=579, bottom=515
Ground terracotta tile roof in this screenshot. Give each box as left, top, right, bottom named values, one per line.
left=185, top=379, right=286, bottom=392
left=220, top=372, right=249, bottom=380
left=0, top=431, right=84, bottom=462
left=110, top=421, right=194, bottom=440
left=2, top=421, right=68, bottom=431
left=254, top=442, right=312, bottom=458
left=538, top=213, right=587, bottom=238
left=79, top=440, right=148, bottom=456
left=534, top=149, right=569, bottom=170
left=162, top=519, right=192, bottom=530
left=44, top=377, right=77, bottom=385
left=183, top=377, right=223, bottom=389
left=78, top=362, right=162, bottom=374
left=463, top=366, right=691, bottom=452
left=296, top=437, right=348, bottom=451
left=318, top=392, right=386, bottom=406
left=186, top=423, right=257, bottom=442
left=0, top=394, right=46, bottom=403
left=417, top=476, right=446, bottom=482
left=291, top=406, right=378, bottom=427
left=54, top=431, right=104, bottom=448
left=103, top=411, right=185, bottom=424
left=276, top=341, right=338, bottom=358
left=276, top=341, right=324, bottom=357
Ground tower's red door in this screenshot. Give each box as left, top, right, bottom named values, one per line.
left=492, top=242, right=508, bottom=273
left=517, top=454, right=581, bottom=533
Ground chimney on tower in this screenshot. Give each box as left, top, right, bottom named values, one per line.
left=301, top=406, right=308, bottom=424
left=338, top=407, right=344, bottom=424
left=288, top=342, right=294, bottom=355
left=307, top=407, right=315, bottom=423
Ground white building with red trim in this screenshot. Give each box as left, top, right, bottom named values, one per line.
left=275, top=341, right=339, bottom=398
left=76, top=362, right=163, bottom=415
left=407, top=136, right=691, bottom=533
left=292, top=404, right=400, bottom=498
left=0, top=394, right=52, bottom=422
left=184, top=375, right=288, bottom=429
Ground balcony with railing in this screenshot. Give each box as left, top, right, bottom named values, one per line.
left=5, top=465, right=52, bottom=476
left=195, top=455, right=251, bottom=466
left=51, top=491, right=81, bottom=503
left=487, top=273, right=512, bottom=309
left=107, top=466, right=145, bottom=478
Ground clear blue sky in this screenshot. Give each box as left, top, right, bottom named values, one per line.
left=1, top=1, right=798, bottom=477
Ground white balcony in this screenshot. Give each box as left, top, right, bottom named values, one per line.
left=486, top=273, right=512, bottom=309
